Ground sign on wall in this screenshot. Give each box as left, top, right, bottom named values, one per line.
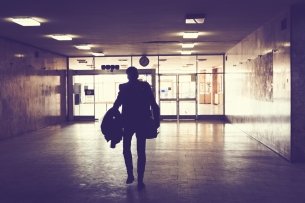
left=85, top=89, right=94, bottom=95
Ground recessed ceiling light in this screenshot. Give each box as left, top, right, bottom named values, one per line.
left=181, top=50, right=192, bottom=55
left=75, top=44, right=91, bottom=50
left=15, top=54, right=25, bottom=58
left=52, top=35, right=72, bottom=41
left=183, top=32, right=199, bottom=38
left=92, top=52, right=105, bottom=56
left=182, top=43, right=195, bottom=48
left=77, top=60, right=87, bottom=63
left=12, top=17, right=40, bottom=26
left=185, top=14, right=205, bottom=24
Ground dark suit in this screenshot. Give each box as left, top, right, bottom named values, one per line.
left=113, top=80, right=158, bottom=178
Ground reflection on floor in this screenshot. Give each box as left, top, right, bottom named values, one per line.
left=75, top=103, right=223, bottom=118
left=1, top=121, right=305, bottom=203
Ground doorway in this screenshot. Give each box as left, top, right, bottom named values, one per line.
left=68, top=69, right=155, bottom=121
left=158, top=74, right=197, bottom=120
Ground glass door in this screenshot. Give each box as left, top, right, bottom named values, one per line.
left=159, top=75, right=177, bottom=119
left=159, top=74, right=197, bottom=120
left=94, top=74, right=127, bottom=121
left=73, top=75, right=95, bottom=120
left=178, top=74, right=197, bottom=119
left=69, top=69, right=155, bottom=122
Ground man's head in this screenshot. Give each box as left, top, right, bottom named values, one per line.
left=126, top=66, right=139, bottom=81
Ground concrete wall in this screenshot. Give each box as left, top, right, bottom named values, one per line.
left=225, top=9, right=291, bottom=160
left=0, top=37, right=67, bottom=140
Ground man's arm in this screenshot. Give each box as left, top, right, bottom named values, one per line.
left=145, top=83, right=160, bottom=127
left=113, top=84, right=123, bottom=110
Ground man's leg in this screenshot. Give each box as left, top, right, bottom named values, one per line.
left=123, top=128, right=135, bottom=184
left=136, top=132, right=146, bottom=189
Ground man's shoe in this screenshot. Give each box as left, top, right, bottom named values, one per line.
left=126, top=174, right=134, bottom=184
left=137, top=181, right=145, bottom=190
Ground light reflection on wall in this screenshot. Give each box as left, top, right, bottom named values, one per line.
left=225, top=9, right=291, bottom=160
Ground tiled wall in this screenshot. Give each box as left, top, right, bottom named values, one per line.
left=225, top=9, right=291, bottom=160
left=0, top=37, right=67, bottom=140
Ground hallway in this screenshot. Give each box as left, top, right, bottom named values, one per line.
left=0, top=121, right=305, bottom=203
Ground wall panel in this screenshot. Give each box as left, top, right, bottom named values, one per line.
left=0, top=37, right=67, bottom=140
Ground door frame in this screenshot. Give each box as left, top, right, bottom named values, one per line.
left=158, top=73, right=198, bottom=120
left=68, top=69, right=156, bottom=121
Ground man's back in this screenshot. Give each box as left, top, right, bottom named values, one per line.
left=113, top=80, right=157, bottom=126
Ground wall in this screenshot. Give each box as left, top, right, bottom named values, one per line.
left=291, top=6, right=305, bottom=162
left=0, top=37, right=67, bottom=140
left=225, top=9, right=291, bottom=160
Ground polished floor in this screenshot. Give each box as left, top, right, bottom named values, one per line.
left=0, top=121, right=305, bottom=203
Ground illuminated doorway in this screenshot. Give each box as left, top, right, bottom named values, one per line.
left=159, top=74, right=197, bottom=119
left=68, top=69, right=155, bottom=121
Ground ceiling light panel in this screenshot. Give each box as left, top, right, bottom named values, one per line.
left=181, top=50, right=192, bottom=55
left=185, top=18, right=205, bottom=24
left=185, top=14, right=205, bottom=24
left=92, top=52, right=105, bottom=56
left=75, top=44, right=91, bottom=50
left=182, top=43, right=194, bottom=48
left=12, top=17, right=40, bottom=26
left=52, top=35, right=72, bottom=41
left=183, top=32, right=198, bottom=38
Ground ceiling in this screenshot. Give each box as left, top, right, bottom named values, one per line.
left=0, top=0, right=303, bottom=57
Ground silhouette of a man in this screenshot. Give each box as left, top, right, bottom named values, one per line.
left=112, top=66, right=159, bottom=189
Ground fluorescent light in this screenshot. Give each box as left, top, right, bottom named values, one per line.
left=12, top=17, right=40, bottom=26
left=181, top=50, right=192, bottom=55
left=75, top=44, right=91, bottom=50
left=52, top=35, right=72, bottom=41
left=15, top=54, right=25, bottom=58
left=92, top=52, right=105, bottom=56
left=185, top=18, right=205, bottom=24
left=183, top=32, right=198, bottom=38
left=185, top=14, right=205, bottom=24
left=182, top=43, right=194, bottom=48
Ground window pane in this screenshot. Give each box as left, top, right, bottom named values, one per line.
left=179, top=101, right=196, bottom=115
left=197, top=55, right=223, bottom=115
left=160, top=101, right=176, bottom=116
left=158, top=56, right=196, bottom=74
left=73, top=75, right=94, bottom=116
